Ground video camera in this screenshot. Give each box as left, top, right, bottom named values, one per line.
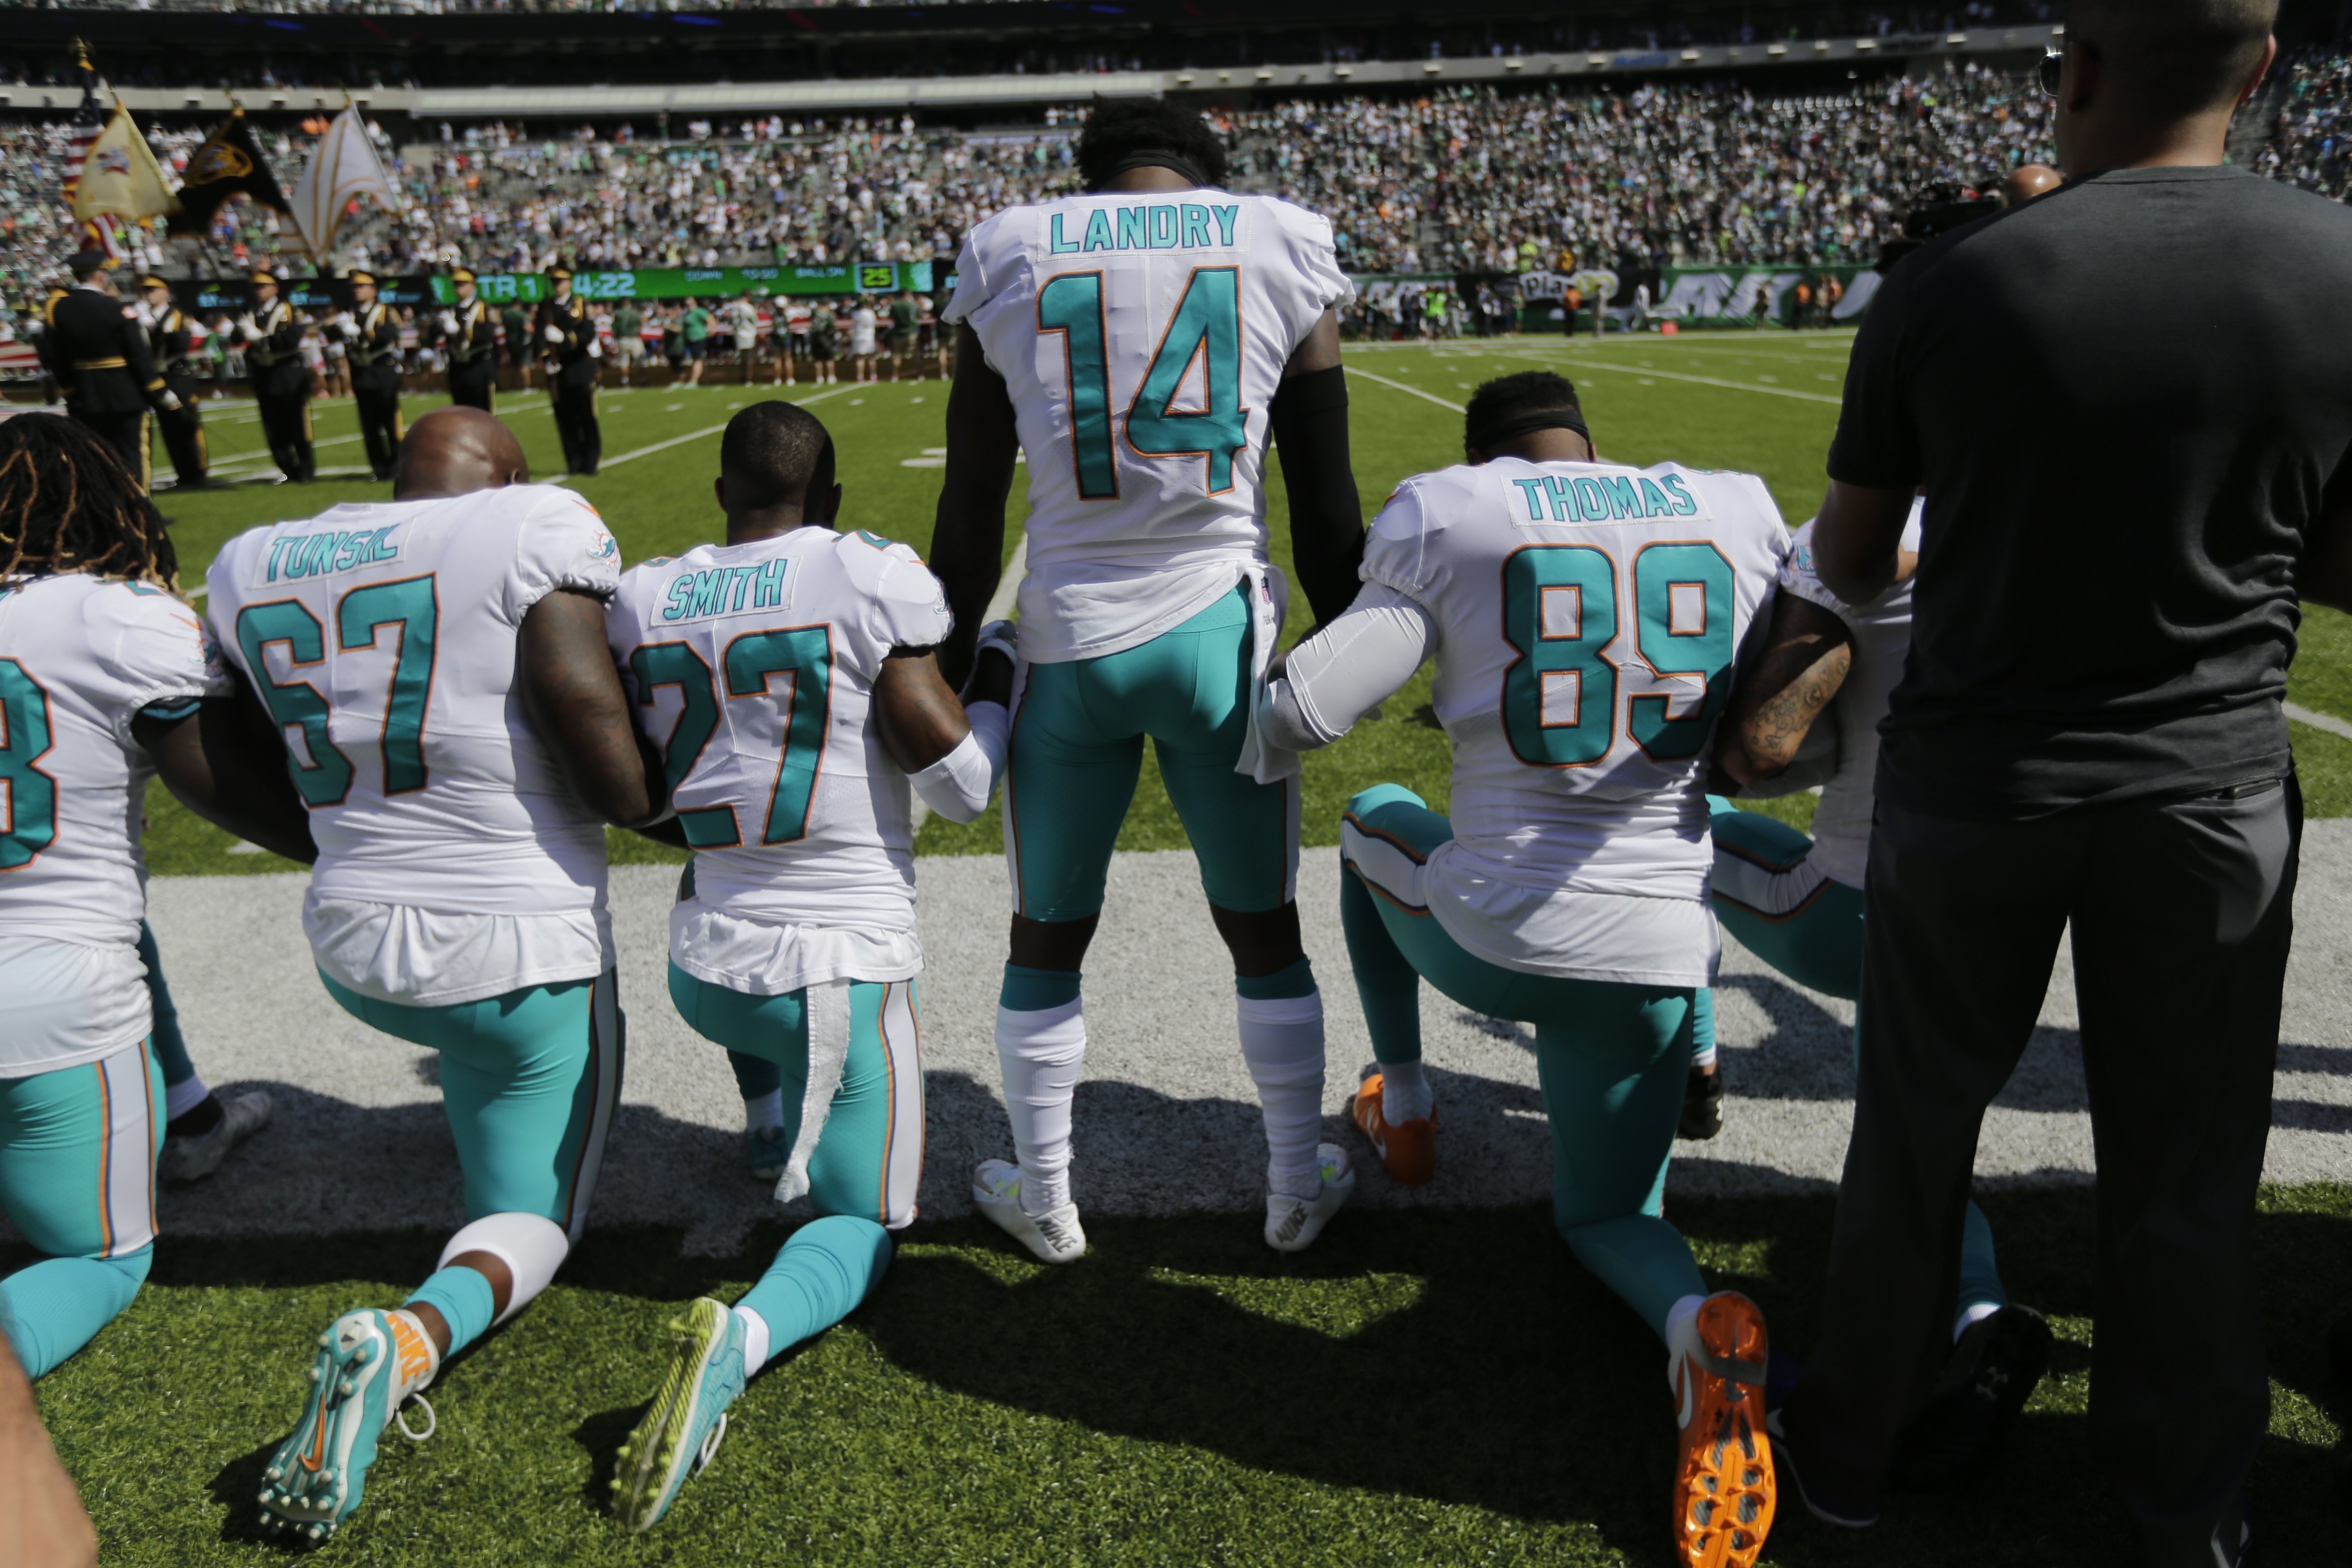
left=1901, top=184, right=2004, bottom=242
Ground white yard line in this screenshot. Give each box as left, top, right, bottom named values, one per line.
left=1511, top=353, right=1845, bottom=406
left=1346, top=366, right=1467, bottom=412
left=2288, top=701, right=2352, bottom=743
left=553, top=384, right=849, bottom=486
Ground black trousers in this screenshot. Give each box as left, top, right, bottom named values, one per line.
left=355, top=385, right=403, bottom=480
left=551, top=379, right=600, bottom=475
left=256, top=392, right=314, bottom=483
left=71, top=409, right=150, bottom=490
left=155, top=399, right=206, bottom=487
left=447, top=360, right=496, bottom=412
left=1785, top=779, right=2299, bottom=1568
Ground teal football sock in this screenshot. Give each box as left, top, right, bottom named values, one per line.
left=405, top=1264, right=498, bottom=1358
left=0, top=1246, right=151, bottom=1380
left=736, top=1215, right=893, bottom=1375
left=1560, top=1214, right=1710, bottom=1343
left=1955, top=1200, right=2009, bottom=1329
left=1690, top=987, right=1717, bottom=1069
left=1000, top=963, right=1082, bottom=1013
left=1339, top=863, right=1424, bottom=1067
left=1235, top=956, right=1316, bottom=1001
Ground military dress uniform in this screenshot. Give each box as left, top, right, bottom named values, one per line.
left=441, top=270, right=499, bottom=412
left=340, top=274, right=407, bottom=482
left=534, top=270, right=602, bottom=477
left=41, top=267, right=179, bottom=489
left=143, top=277, right=209, bottom=488
left=240, top=274, right=315, bottom=483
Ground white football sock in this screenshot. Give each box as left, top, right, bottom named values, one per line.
left=744, top=1088, right=784, bottom=1134
left=438, top=1212, right=570, bottom=1327
left=995, top=998, right=1086, bottom=1215
left=733, top=1304, right=772, bottom=1377
left=164, top=1073, right=211, bottom=1122
left=1953, top=1299, right=2001, bottom=1343
left=1663, top=1293, right=1708, bottom=1391
left=1238, top=990, right=1327, bottom=1200
left=1379, top=1058, right=1433, bottom=1123
left=1691, top=1044, right=1718, bottom=1070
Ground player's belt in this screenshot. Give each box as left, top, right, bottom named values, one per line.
left=74, top=357, right=128, bottom=370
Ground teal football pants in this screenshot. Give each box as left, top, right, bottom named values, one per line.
left=135, top=921, right=198, bottom=1098
left=1339, top=784, right=1705, bottom=1342
left=738, top=1214, right=894, bottom=1361
left=0, top=1038, right=162, bottom=1378
left=1704, top=799, right=2006, bottom=1320
left=318, top=971, right=622, bottom=1239
left=1005, top=583, right=1298, bottom=922
left=669, top=968, right=925, bottom=1230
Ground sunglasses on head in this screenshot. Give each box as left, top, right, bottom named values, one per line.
left=2038, top=48, right=2064, bottom=98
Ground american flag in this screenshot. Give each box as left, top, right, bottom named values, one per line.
left=58, top=57, right=104, bottom=209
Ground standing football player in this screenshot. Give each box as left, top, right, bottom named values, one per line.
left=930, top=100, right=1366, bottom=1260
left=603, top=402, right=1013, bottom=1531
left=206, top=407, right=665, bottom=1542
left=1708, top=500, right=2052, bottom=1482
left=0, top=417, right=313, bottom=1379
left=1263, top=372, right=1787, bottom=1568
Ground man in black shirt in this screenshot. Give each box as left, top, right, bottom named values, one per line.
left=1777, top=5, right=2343, bottom=1564
left=238, top=270, right=314, bottom=484
left=440, top=268, right=499, bottom=413
left=534, top=265, right=602, bottom=478
left=41, top=252, right=181, bottom=490
left=341, top=271, right=406, bottom=484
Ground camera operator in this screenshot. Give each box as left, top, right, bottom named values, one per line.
left=1776, top=5, right=2352, bottom=1565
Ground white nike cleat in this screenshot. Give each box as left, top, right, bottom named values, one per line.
left=1264, top=1143, right=1357, bottom=1253
left=159, top=1090, right=273, bottom=1185
left=971, top=1160, right=1087, bottom=1264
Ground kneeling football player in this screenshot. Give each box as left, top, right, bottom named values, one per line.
left=206, top=409, right=667, bottom=1542
left=603, top=402, right=1010, bottom=1532
left=0, top=418, right=314, bottom=1379
left=1263, top=373, right=1788, bottom=1568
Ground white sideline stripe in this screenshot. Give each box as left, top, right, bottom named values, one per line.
left=2288, top=701, right=2352, bottom=743
left=1512, top=353, right=1844, bottom=406
left=1347, top=366, right=1466, bottom=412
left=554, top=384, right=848, bottom=487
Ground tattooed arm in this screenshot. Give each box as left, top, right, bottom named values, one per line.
left=1714, top=593, right=1855, bottom=790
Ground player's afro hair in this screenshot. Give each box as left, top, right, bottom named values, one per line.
left=1463, top=371, right=1589, bottom=456
left=1075, top=98, right=1230, bottom=191
left=720, top=400, right=836, bottom=518
left=0, top=413, right=180, bottom=591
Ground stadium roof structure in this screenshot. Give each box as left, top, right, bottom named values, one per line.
left=5, top=25, right=2063, bottom=121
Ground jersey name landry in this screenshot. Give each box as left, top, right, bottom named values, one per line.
left=1042, top=201, right=1247, bottom=255
left=1509, top=472, right=1709, bottom=526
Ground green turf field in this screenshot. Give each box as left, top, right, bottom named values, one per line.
left=15, top=333, right=2352, bottom=1564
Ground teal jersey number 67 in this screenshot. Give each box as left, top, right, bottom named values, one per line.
left=236, top=574, right=440, bottom=808
left=1501, top=543, right=1737, bottom=769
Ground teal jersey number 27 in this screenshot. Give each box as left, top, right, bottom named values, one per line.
left=0, top=658, right=59, bottom=870
left=1037, top=265, right=1247, bottom=500
left=1501, top=543, right=1737, bottom=769
left=630, top=625, right=834, bottom=850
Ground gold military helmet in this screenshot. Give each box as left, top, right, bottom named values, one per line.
left=138, top=274, right=169, bottom=291
left=347, top=269, right=377, bottom=287
left=251, top=269, right=280, bottom=286
left=449, top=266, right=477, bottom=284
left=547, top=264, right=573, bottom=281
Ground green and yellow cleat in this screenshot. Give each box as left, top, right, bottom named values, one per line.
left=611, top=1296, right=749, bottom=1533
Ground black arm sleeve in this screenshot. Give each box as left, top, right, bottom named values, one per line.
left=1268, top=363, right=1364, bottom=630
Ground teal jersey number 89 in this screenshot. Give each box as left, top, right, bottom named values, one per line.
left=1501, top=542, right=1737, bottom=769
left=236, top=574, right=440, bottom=808
left=0, top=658, right=59, bottom=871
left=629, top=626, right=834, bottom=850
left=1037, top=265, right=1248, bottom=499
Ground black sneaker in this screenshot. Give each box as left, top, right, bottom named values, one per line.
left=1890, top=1304, right=2053, bottom=1487
left=1679, top=1063, right=1726, bottom=1141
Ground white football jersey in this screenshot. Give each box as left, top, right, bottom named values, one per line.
left=947, top=191, right=1354, bottom=662
left=1363, top=458, right=1791, bottom=905
left=1774, top=502, right=1922, bottom=888
left=0, top=573, right=229, bottom=1073
left=607, top=527, right=953, bottom=990
left=206, top=486, right=623, bottom=922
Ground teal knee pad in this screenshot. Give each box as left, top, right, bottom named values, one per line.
left=405, top=1264, right=499, bottom=1358
left=1347, top=782, right=1428, bottom=820
left=1000, top=964, right=1082, bottom=1013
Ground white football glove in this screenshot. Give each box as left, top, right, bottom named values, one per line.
left=588, top=337, right=603, bottom=358
left=157, top=390, right=182, bottom=412
left=544, top=324, right=564, bottom=343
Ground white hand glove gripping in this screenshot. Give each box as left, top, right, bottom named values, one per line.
left=910, top=619, right=1017, bottom=825
left=544, top=324, right=564, bottom=344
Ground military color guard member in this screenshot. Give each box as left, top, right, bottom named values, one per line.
left=140, top=275, right=209, bottom=490
left=342, top=270, right=406, bottom=483
left=39, top=250, right=183, bottom=489
left=535, top=265, right=602, bottom=477
left=238, top=269, right=314, bottom=484
left=441, top=267, right=500, bottom=412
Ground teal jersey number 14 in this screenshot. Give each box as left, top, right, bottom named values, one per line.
left=1501, top=543, right=1736, bottom=769
left=1037, top=265, right=1248, bottom=500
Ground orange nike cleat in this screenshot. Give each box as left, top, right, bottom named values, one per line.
left=1669, top=1291, right=1776, bottom=1568
left=1350, top=1074, right=1437, bottom=1186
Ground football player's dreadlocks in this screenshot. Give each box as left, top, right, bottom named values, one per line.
left=0, top=414, right=180, bottom=591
